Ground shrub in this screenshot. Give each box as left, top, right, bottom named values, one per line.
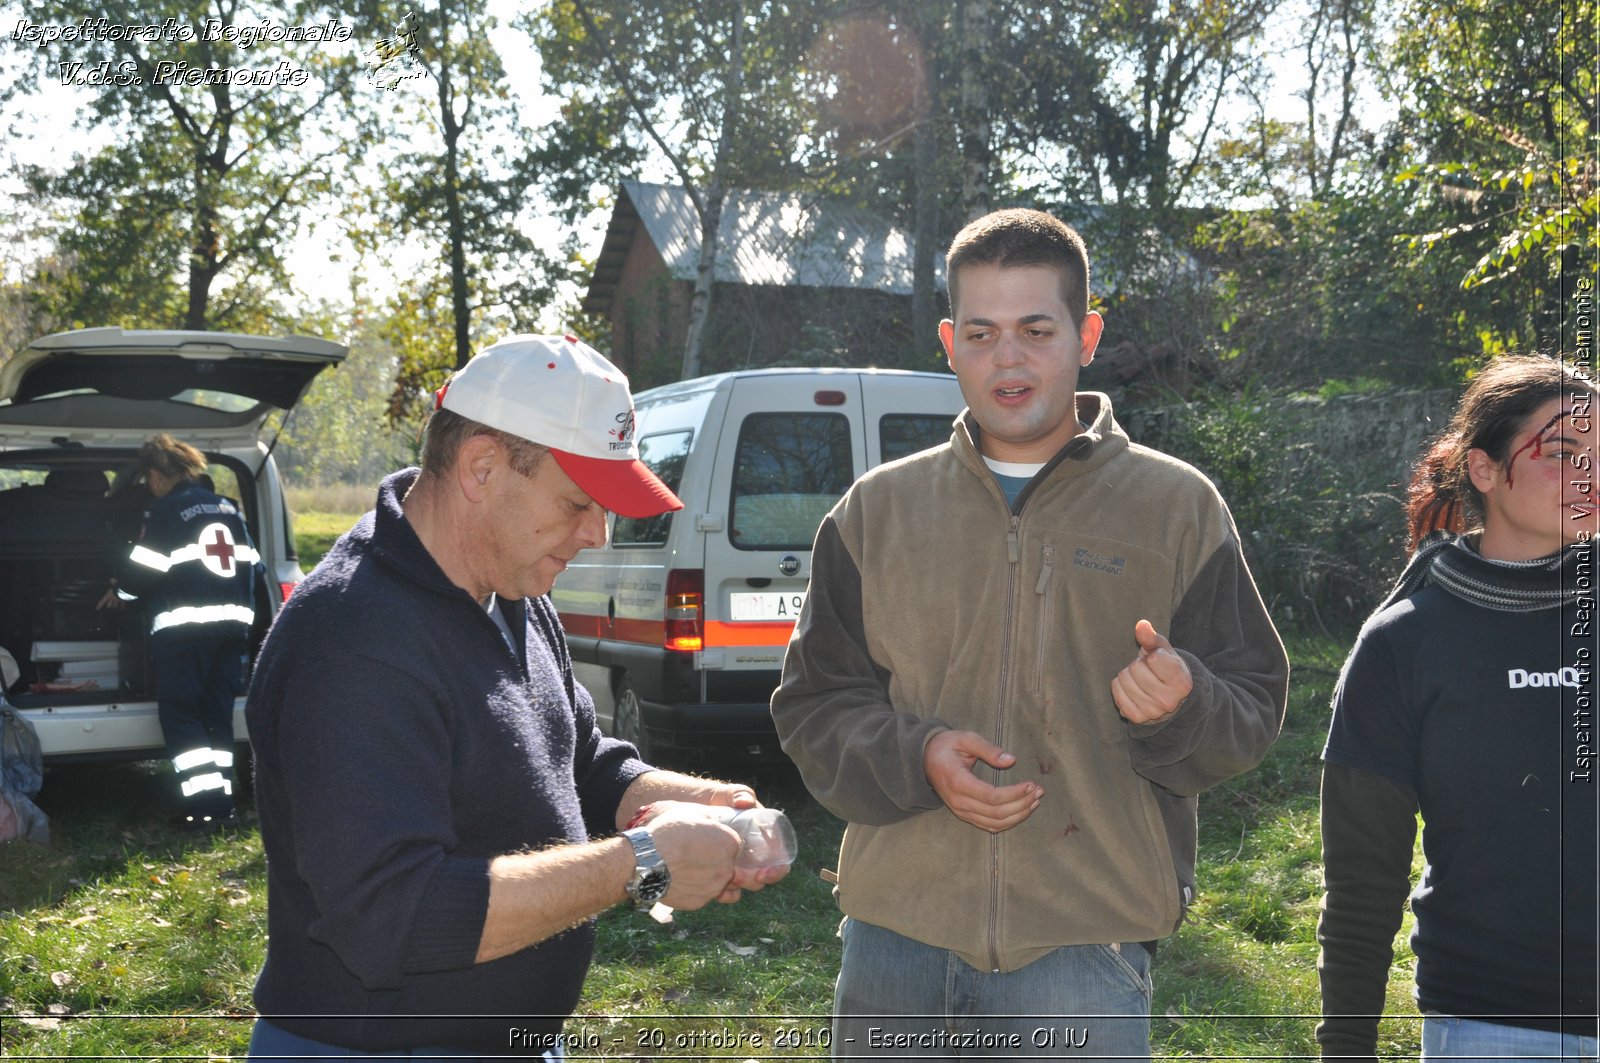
left=1127, top=385, right=1418, bottom=635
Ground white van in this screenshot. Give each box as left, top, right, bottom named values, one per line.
left=0, top=327, right=346, bottom=762
left=550, top=367, right=965, bottom=762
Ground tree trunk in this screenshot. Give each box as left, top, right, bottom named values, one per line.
left=680, top=186, right=726, bottom=380
left=679, top=0, right=746, bottom=381
left=436, top=5, right=472, bottom=370
left=1321, top=0, right=1361, bottom=194
left=912, top=115, right=940, bottom=362
left=443, top=131, right=470, bottom=370
left=958, top=0, right=993, bottom=222
left=184, top=85, right=235, bottom=331
left=185, top=152, right=218, bottom=330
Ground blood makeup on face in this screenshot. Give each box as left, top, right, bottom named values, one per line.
left=1503, top=408, right=1570, bottom=488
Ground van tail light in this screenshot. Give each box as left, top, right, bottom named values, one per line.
left=664, top=568, right=704, bottom=653
left=279, top=581, right=298, bottom=603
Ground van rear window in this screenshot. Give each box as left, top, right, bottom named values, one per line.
left=613, top=430, right=692, bottom=546
left=880, top=414, right=954, bottom=463
left=730, top=413, right=852, bottom=550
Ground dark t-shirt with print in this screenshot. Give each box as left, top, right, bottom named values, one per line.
left=1325, top=583, right=1597, bottom=1033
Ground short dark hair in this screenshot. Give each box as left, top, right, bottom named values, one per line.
left=418, top=408, right=549, bottom=480
left=945, top=208, right=1092, bottom=328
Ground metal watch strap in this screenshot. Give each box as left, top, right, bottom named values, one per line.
left=622, top=827, right=668, bottom=910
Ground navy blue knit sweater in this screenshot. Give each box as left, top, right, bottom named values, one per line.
left=246, top=469, right=649, bottom=1053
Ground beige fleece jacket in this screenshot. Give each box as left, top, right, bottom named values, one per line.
left=771, top=393, right=1289, bottom=973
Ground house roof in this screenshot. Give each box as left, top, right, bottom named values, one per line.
left=582, top=180, right=941, bottom=315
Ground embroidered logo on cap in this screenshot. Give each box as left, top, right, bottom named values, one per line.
left=610, top=410, right=635, bottom=450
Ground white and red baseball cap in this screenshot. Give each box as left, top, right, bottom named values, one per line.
left=436, top=334, right=683, bottom=519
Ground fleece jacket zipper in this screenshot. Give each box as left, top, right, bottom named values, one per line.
left=989, top=513, right=1023, bottom=972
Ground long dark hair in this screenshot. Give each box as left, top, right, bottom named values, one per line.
left=1406, top=355, right=1597, bottom=550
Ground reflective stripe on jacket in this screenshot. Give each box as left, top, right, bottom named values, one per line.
left=118, top=481, right=259, bottom=640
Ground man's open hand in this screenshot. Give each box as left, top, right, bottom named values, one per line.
left=924, top=730, right=1040, bottom=833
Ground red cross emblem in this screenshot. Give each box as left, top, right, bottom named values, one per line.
left=199, top=523, right=237, bottom=577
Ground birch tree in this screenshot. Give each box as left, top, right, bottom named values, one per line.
left=532, top=0, right=815, bottom=380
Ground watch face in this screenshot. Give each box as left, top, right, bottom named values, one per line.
left=632, top=865, right=670, bottom=904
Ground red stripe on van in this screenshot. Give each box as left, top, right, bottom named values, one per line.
left=558, top=612, right=607, bottom=639
left=614, top=617, right=669, bottom=643
left=704, top=620, right=796, bottom=647
left=558, top=613, right=793, bottom=651
left=558, top=613, right=668, bottom=644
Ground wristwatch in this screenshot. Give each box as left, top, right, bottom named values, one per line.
left=622, top=827, right=670, bottom=910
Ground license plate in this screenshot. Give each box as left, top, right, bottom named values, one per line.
left=728, top=591, right=806, bottom=621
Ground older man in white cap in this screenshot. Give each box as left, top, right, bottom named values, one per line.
left=245, top=335, right=786, bottom=1059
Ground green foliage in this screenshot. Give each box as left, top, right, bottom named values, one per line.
left=15, top=137, right=190, bottom=331
left=1192, top=179, right=1522, bottom=391
left=530, top=0, right=826, bottom=378
left=356, top=0, right=578, bottom=411
left=1400, top=153, right=1597, bottom=295
left=1081, top=0, right=1281, bottom=213
left=3, top=0, right=375, bottom=331
left=1387, top=0, right=1594, bottom=341
left=1313, top=376, right=1391, bottom=399
left=2, top=0, right=1574, bottom=410
left=529, top=0, right=817, bottom=223
left=273, top=313, right=415, bottom=488
left=374, top=271, right=463, bottom=423
left=1139, top=385, right=1411, bottom=633
left=1147, top=0, right=1588, bottom=394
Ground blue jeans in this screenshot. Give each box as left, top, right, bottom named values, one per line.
left=247, top=1019, right=564, bottom=1061
left=1424, top=1015, right=1599, bottom=1061
left=833, top=918, right=1153, bottom=1061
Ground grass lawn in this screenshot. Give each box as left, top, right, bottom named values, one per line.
left=0, top=512, right=1423, bottom=1058
left=290, top=509, right=364, bottom=572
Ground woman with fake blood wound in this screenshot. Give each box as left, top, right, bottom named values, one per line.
left=1317, top=355, right=1599, bottom=1062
